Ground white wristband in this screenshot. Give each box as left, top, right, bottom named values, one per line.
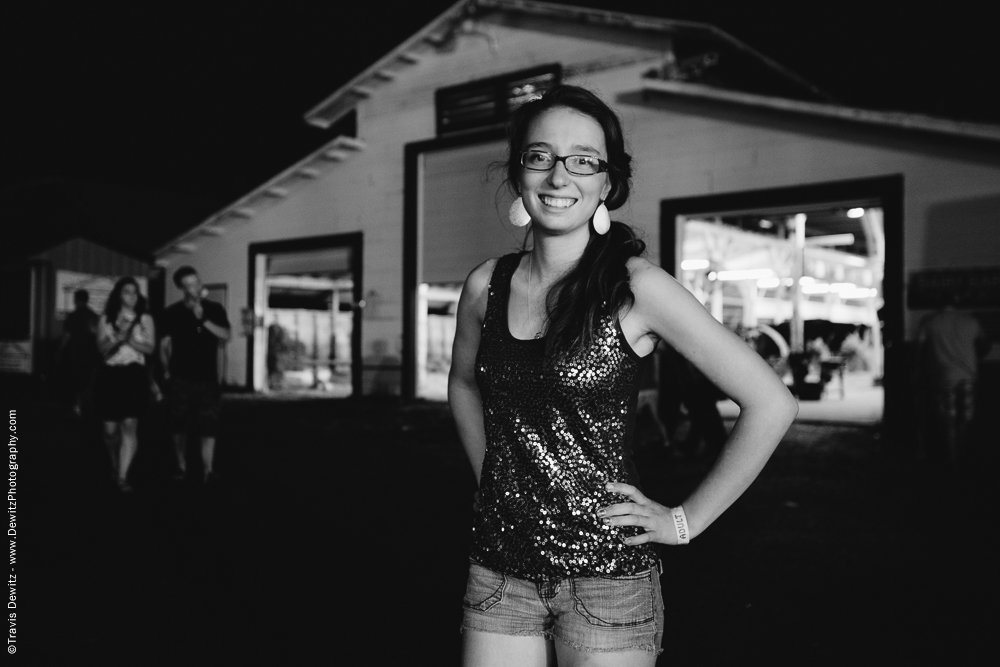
left=671, top=506, right=690, bottom=545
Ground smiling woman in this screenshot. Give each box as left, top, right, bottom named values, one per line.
left=498, top=89, right=637, bottom=360
left=447, top=85, right=798, bottom=666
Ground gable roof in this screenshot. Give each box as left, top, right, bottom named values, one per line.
left=303, top=0, right=831, bottom=130
left=303, top=0, right=1000, bottom=143
left=32, top=236, right=151, bottom=276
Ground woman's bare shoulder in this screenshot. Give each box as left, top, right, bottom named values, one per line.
left=457, top=258, right=502, bottom=323
left=626, top=256, right=682, bottom=296
left=463, top=257, right=500, bottom=297
left=626, top=255, right=657, bottom=278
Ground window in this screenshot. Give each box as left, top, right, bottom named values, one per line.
left=435, top=65, right=561, bottom=136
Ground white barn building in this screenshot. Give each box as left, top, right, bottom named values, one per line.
left=154, top=0, right=1000, bottom=436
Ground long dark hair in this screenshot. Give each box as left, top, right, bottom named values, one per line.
left=502, top=84, right=646, bottom=357
left=104, top=276, right=147, bottom=330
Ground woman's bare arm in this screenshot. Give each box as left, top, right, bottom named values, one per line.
left=602, top=258, right=798, bottom=544
left=96, top=316, right=120, bottom=357
left=128, top=314, right=157, bottom=356
left=447, top=259, right=494, bottom=485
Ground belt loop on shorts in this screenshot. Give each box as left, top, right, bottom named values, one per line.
left=656, top=558, right=664, bottom=575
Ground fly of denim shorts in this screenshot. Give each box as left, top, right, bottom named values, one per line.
left=460, top=561, right=664, bottom=655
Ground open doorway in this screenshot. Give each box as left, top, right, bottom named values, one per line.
left=661, top=177, right=904, bottom=427
left=248, top=233, right=362, bottom=397
left=403, top=131, right=523, bottom=400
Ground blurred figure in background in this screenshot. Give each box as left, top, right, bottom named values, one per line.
left=95, top=278, right=156, bottom=492
left=160, top=266, right=231, bottom=484
left=56, top=289, right=100, bottom=416
left=659, top=344, right=728, bottom=463
left=916, top=296, right=989, bottom=467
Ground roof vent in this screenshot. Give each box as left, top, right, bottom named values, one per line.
left=435, top=64, right=561, bottom=136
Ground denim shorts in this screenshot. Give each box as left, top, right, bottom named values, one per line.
left=460, top=561, right=664, bottom=655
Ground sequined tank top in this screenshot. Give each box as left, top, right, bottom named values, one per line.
left=471, top=252, right=657, bottom=581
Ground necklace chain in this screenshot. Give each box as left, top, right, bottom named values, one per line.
left=527, top=253, right=543, bottom=339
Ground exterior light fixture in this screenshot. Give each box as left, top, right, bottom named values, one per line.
left=847, top=207, right=865, bottom=218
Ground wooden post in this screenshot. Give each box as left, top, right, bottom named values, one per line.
left=790, top=213, right=806, bottom=352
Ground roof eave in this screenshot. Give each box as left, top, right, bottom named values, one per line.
left=304, top=0, right=471, bottom=129
left=153, top=135, right=367, bottom=258
left=642, top=78, right=1000, bottom=143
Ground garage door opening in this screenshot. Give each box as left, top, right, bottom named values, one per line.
left=406, top=134, right=526, bottom=400
left=248, top=234, right=362, bottom=397
left=661, top=176, right=904, bottom=428
left=678, top=204, right=885, bottom=424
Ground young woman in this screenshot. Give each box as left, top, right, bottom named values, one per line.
left=448, top=85, right=798, bottom=666
left=95, top=277, right=156, bottom=492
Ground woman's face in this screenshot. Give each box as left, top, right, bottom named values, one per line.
left=120, top=283, right=138, bottom=309
left=517, top=106, right=611, bottom=236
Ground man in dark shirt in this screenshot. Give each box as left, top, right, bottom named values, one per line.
left=160, top=266, right=231, bottom=483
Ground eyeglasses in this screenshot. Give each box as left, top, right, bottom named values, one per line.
left=519, top=150, right=608, bottom=176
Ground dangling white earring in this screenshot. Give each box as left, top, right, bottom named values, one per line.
left=593, top=201, right=610, bottom=235
left=508, top=197, right=531, bottom=227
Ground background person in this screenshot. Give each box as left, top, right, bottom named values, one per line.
left=448, top=85, right=797, bottom=667
left=56, top=288, right=100, bottom=416
left=95, top=277, right=156, bottom=492
left=916, top=296, right=990, bottom=466
left=160, top=266, right=231, bottom=484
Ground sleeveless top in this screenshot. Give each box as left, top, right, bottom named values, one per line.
left=100, top=313, right=152, bottom=367
left=471, top=252, right=658, bottom=581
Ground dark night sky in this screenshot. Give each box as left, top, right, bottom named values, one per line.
left=4, top=1, right=997, bottom=259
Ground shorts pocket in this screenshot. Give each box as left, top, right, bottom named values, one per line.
left=462, top=563, right=507, bottom=612
left=571, top=571, right=655, bottom=628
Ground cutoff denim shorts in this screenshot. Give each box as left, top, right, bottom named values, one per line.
left=460, top=560, right=664, bottom=655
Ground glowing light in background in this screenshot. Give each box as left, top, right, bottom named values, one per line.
left=681, top=258, right=710, bottom=271
left=716, top=268, right=774, bottom=281
left=838, top=287, right=879, bottom=299
left=847, top=207, right=865, bottom=218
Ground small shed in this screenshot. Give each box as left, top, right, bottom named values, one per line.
left=0, top=237, right=152, bottom=374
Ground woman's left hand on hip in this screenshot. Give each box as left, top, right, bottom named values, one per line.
left=598, top=482, right=677, bottom=546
